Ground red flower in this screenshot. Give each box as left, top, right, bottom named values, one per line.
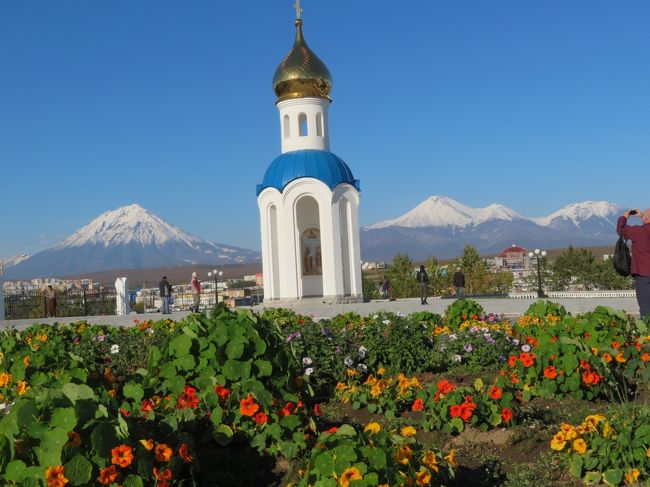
left=488, top=386, right=502, bottom=400
left=111, top=444, right=134, bottom=468
left=525, top=336, right=538, bottom=347
left=214, top=385, right=231, bottom=401
left=500, top=408, right=513, bottom=422
left=176, top=385, right=200, bottom=410
left=141, top=399, right=154, bottom=417
left=449, top=404, right=463, bottom=418
left=612, top=341, right=621, bottom=349
left=582, top=370, right=601, bottom=386
left=508, top=356, right=518, bottom=367
left=279, top=401, right=295, bottom=417
left=178, top=443, right=193, bottom=463
left=313, top=403, right=323, bottom=416
left=543, top=366, right=558, bottom=380
left=253, top=412, right=268, bottom=425
left=519, top=352, right=535, bottom=367
left=119, top=408, right=131, bottom=417
left=411, top=398, right=424, bottom=412
left=325, top=426, right=339, bottom=434
left=240, top=393, right=260, bottom=416
left=550, top=336, right=558, bottom=343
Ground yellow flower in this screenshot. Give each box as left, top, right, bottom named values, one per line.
left=624, top=468, right=639, bottom=485
left=615, top=352, right=627, bottom=363
left=346, top=369, right=358, bottom=377
left=396, top=444, right=413, bottom=465
left=338, top=467, right=362, bottom=487
left=415, top=468, right=431, bottom=485
left=400, top=426, right=417, bottom=437
left=0, top=351, right=4, bottom=364
left=336, top=382, right=347, bottom=391
left=603, top=422, right=616, bottom=438
left=139, top=439, right=154, bottom=451
left=550, top=432, right=566, bottom=451
left=16, top=381, right=29, bottom=396
left=364, top=422, right=381, bottom=435
left=422, top=451, right=440, bottom=473
left=559, top=423, right=577, bottom=440
left=377, top=367, right=385, bottom=376
left=583, top=414, right=604, bottom=432
left=591, top=347, right=598, bottom=355
left=40, top=334, right=48, bottom=342
left=371, top=384, right=382, bottom=397
left=0, top=372, right=12, bottom=388
left=23, top=356, right=30, bottom=368
left=444, top=449, right=457, bottom=467
left=363, top=375, right=377, bottom=386
left=572, top=438, right=587, bottom=454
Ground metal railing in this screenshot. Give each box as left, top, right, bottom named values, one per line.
left=3, top=288, right=117, bottom=320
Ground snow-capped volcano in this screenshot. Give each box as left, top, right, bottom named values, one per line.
left=53, top=204, right=203, bottom=249
left=533, top=201, right=623, bottom=229
left=1, top=253, right=29, bottom=271
left=5, top=204, right=260, bottom=278
left=361, top=196, right=625, bottom=260
left=367, top=196, right=527, bottom=229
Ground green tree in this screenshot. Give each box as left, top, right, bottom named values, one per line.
left=591, top=258, right=634, bottom=290
left=459, top=245, right=490, bottom=295
left=387, top=253, right=419, bottom=298
left=425, top=256, right=453, bottom=296
left=550, top=247, right=597, bottom=290
left=488, top=271, right=514, bottom=294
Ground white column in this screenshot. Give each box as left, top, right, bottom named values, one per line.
left=259, top=204, right=273, bottom=301
left=115, top=278, right=130, bottom=315
left=0, top=279, right=4, bottom=320
left=320, top=197, right=345, bottom=299
left=348, top=196, right=363, bottom=297
left=280, top=202, right=299, bottom=299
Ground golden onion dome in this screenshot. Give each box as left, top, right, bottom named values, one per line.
left=273, top=19, right=332, bottom=103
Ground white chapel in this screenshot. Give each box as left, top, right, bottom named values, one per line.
left=256, top=5, right=362, bottom=303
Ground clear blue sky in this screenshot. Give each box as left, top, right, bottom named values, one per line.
left=1, top=0, right=649, bottom=258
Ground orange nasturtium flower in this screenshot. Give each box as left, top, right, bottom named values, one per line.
left=602, top=352, right=613, bottom=363
left=154, top=443, right=173, bottom=462
left=23, top=355, right=30, bottom=367
left=45, top=466, right=69, bottom=487
left=0, top=372, right=13, bottom=388
left=111, top=444, right=134, bottom=468
left=16, top=380, right=30, bottom=396
left=550, top=432, right=567, bottom=451
left=416, top=468, right=432, bottom=486
left=98, top=465, right=118, bottom=485
left=67, top=431, right=82, bottom=446
left=153, top=467, right=173, bottom=481
left=422, top=451, right=440, bottom=474
left=573, top=438, right=587, bottom=454
left=338, top=466, right=363, bottom=487
left=488, top=386, right=502, bottom=400
left=179, top=443, right=193, bottom=463
left=253, top=411, right=269, bottom=425
left=240, top=393, right=260, bottom=416
left=411, top=398, right=424, bottom=411
left=615, top=352, right=627, bottom=363
left=543, top=366, right=558, bottom=380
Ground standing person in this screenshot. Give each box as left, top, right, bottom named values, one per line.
left=159, top=276, right=173, bottom=314
left=45, top=285, right=57, bottom=318
left=381, top=276, right=390, bottom=300
left=453, top=267, right=466, bottom=299
left=416, top=265, right=429, bottom=305
left=191, top=272, right=201, bottom=312
left=617, top=208, right=650, bottom=318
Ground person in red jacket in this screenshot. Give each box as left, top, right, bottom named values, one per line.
left=617, top=208, right=650, bottom=318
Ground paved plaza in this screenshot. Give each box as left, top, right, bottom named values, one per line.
left=0, top=296, right=641, bottom=331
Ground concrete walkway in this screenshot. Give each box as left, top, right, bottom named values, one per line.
left=0, top=297, right=641, bottom=331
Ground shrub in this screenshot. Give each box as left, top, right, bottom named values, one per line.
left=524, top=300, right=568, bottom=321
left=445, top=299, right=485, bottom=328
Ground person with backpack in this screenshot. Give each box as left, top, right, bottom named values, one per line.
left=617, top=209, right=650, bottom=318
left=190, top=272, right=201, bottom=312
left=416, top=265, right=429, bottom=305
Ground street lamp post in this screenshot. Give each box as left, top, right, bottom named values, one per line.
left=208, top=269, right=223, bottom=306
left=528, top=248, right=547, bottom=298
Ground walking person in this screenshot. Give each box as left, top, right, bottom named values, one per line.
left=45, top=285, right=57, bottom=318
left=159, top=276, right=173, bottom=314
left=453, top=267, right=466, bottom=299
left=191, top=272, right=201, bottom=312
left=416, top=265, right=429, bottom=305
left=617, top=208, right=650, bottom=318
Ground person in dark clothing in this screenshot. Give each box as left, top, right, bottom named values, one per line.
left=453, top=268, right=465, bottom=299
left=381, top=276, right=390, bottom=299
left=159, top=276, right=173, bottom=314
left=416, top=265, right=429, bottom=305
left=45, top=285, right=57, bottom=318
left=617, top=208, right=650, bottom=317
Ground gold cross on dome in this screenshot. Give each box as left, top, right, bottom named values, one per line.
left=293, top=0, right=302, bottom=20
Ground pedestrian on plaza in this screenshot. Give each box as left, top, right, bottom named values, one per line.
left=159, top=276, right=173, bottom=314
left=381, top=276, right=391, bottom=300
left=191, top=272, right=201, bottom=312
left=453, top=267, right=466, bottom=299
left=416, top=265, right=429, bottom=305
left=45, top=285, right=57, bottom=318
left=617, top=208, right=650, bottom=318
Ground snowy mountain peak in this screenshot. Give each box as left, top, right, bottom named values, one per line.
left=52, top=204, right=202, bottom=249
left=534, top=201, right=624, bottom=227
left=1, top=253, right=29, bottom=270
left=367, top=196, right=525, bottom=229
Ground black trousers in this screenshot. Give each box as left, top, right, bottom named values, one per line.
left=635, top=275, right=650, bottom=318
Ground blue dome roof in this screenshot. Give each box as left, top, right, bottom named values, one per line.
left=257, top=150, right=360, bottom=195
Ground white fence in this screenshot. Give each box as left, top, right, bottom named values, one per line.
left=509, top=291, right=636, bottom=299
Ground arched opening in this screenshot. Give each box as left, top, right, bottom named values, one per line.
left=268, top=205, right=281, bottom=298
left=298, top=113, right=308, bottom=137
left=339, top=198, right=352, bottom=295
left=295, top=196, right=322, bottom=297
left=316, top=112, right=323, bottom=137
left=283, top=115, right=290, bottom=139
